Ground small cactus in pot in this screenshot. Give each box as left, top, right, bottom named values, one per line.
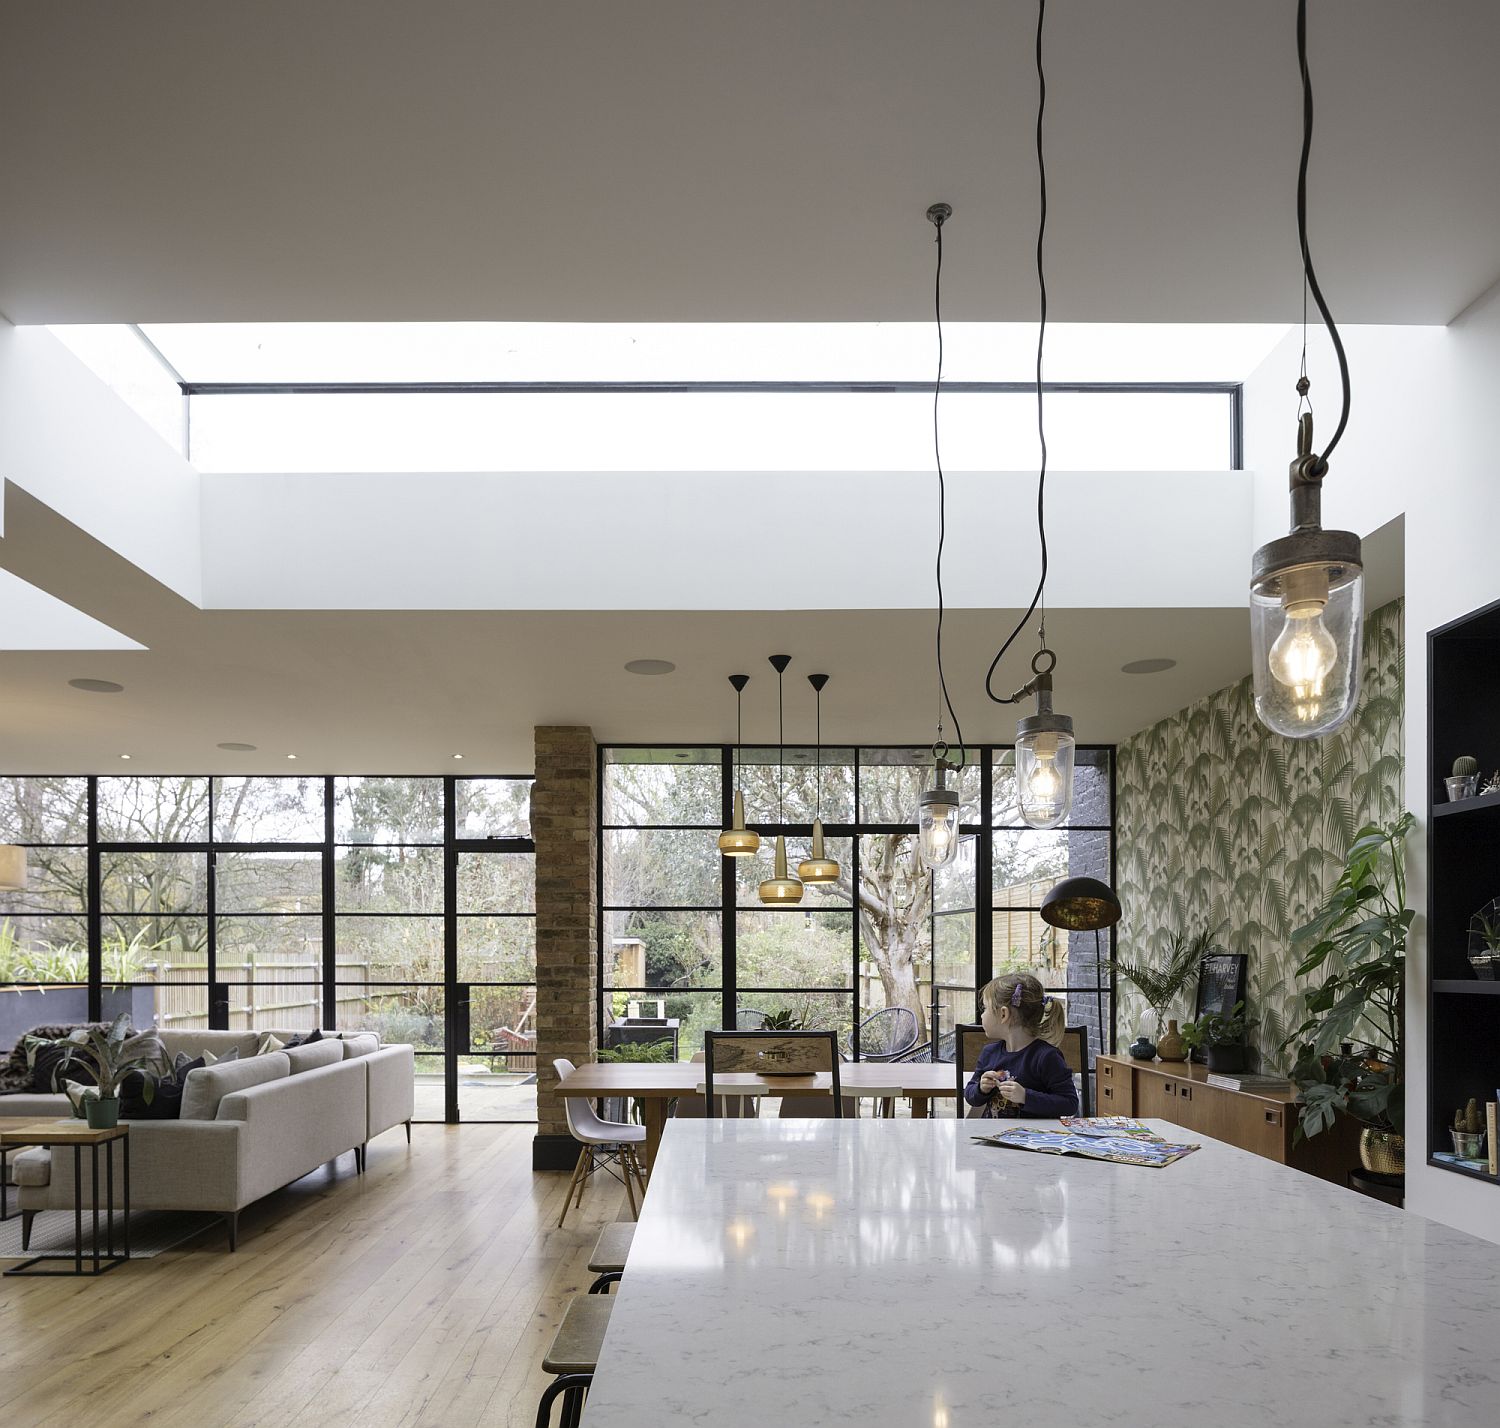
left=1447, top=755, right=1481, bottom=802
left=1452, top=1098, right=1486, bottom=1158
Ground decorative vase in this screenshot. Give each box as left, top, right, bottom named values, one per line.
left=1129, top=1036, right=1157, bottom=1060
left=85, top=1096, right=120, bottom=1130
left=1205, top=1043, right=1248, bottom=1074
left=1155, top=1020, right=1188, bottom=1062
left=1359, top=1129, right=1405, bottom=1175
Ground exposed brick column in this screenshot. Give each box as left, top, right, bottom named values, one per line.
left=532, top=725, right=598, bottom=1170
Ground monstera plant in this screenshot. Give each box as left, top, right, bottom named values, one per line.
left=1282, top=813, right=1413, bottom=1172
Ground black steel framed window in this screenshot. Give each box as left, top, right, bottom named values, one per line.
left=597, top=745, right=1116, bottom=1069
left=0, top=774, right=534, bottom=1125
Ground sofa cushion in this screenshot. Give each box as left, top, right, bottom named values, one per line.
left=285, top=1038, right=344, bottom=1075
left=11, top=1148, right=51, bottom=1187
left=180, top=1050, right=290, bottom=1120
left=341, top=1033, right=380, bottom=1060
left=161, top=1030, right=258, bottom=1062
left=0, top=1091, right=71, bottom=1119
left=120, top=1054, right=205, bottom=1120
left=29, top=1041, right=98, bottom=1093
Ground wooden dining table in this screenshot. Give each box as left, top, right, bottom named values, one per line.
left=554, top=1061, right=958, bottom=1174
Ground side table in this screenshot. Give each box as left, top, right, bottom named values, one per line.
left=0, top=1119, right=130, bottom=1277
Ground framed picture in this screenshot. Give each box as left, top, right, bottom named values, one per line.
left=1192, top=953, right=1248, bottom=1061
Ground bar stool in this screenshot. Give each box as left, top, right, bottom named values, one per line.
left=587, top=1221, right=635, bottom=1294
left=535, top=1294, right=612, bottom=1427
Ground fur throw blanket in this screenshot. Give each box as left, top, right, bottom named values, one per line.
left=0, top=1022, right=110, bottom=1094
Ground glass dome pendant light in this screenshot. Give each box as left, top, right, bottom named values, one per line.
left=1249, top=0, right=1362, bottom=739
left=982, top=0, right=1077, bottom=832
left=916, top=199, right=966, bottom=873
left=758, top=654, right=804, bottom=905
left=717, top=674, right=761, bottom=858
left=797, top=673, right=841, bottom=885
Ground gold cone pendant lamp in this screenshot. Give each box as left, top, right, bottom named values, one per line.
left=759, top=655, right=803, bottom=905
left=798, top=673, right=840, bottom=885
left=718, top=674, right=761, bottom=858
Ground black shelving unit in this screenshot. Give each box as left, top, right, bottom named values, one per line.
left=1427, top=598, right=1500, bottom=1185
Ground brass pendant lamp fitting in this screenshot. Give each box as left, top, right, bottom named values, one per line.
left=758, top=654, right=803, bottom=905
left=798, top=672, right=841, bottom=885
left=979, top=4, right=1078, bottom=831
left=718, top=674, right=761, bottom=858
left=1248, top=0, right=1362, bottom=739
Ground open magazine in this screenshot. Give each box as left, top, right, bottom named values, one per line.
left=1058, top=1116, right=1164, bottom=1141
left=974, top=1125, right=1199, bottom=1168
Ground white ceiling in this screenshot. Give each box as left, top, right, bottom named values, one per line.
left=0, top=489, right=1403, bottom=772
left=3, top=1, right=1497, bottom=326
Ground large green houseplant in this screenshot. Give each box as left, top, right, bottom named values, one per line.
left=1282, top=813, right=1413, bottom=1174
left=24, top=1014, right=171, bottom=1128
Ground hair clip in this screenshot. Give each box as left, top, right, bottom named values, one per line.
left=1010, top=982, right=1025, bottom=1007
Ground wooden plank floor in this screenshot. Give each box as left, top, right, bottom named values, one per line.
left=0, top=1126, right=630, bottom=1428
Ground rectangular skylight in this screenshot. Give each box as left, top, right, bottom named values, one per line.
left=47, top=321, right=1282, bottom=473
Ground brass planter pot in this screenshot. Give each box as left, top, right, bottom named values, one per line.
left=1359, top=1128, right=1405, bottom=1176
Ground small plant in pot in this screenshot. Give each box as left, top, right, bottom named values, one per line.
left=1182, top=1002, right=1256, bottom=1074
left=1452, top=1099, right=1486, bottom=1160
left=1467, top=903, right=1500, bottom=981
left=1108, top=928, right=1220, bottom=1061
left=23, top=1014, right=170, bottom=1128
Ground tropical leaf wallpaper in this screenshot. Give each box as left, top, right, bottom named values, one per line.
left=1115, top=599, right=1404, bottom=1064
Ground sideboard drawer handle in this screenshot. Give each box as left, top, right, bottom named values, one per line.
left=1265, top=1109, right=1281, bottom=1126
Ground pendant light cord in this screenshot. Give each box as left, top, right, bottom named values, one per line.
left=1296, top=0, right=1350, bottom=473
left=985, top=0, right=1050, bottom=707
left=931, top=216, right=967, bottom=766
left=777, top=667, right=785, bottom=824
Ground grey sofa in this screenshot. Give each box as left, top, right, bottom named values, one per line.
left=4, top=1028, right=414, bottom=1250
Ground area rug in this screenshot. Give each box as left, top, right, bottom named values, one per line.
left=0, top=1200, right=221, bottom=1259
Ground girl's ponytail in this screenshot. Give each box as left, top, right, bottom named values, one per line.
left=1035, top=994, right=1067, bottom=1047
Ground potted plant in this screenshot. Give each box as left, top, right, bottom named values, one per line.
left=1108, top=928, right=1219, bottom=1061
left=1182, top=1001, right=1256, bottom=1073
left=1467, top=902, right=1500, bottom=980
left=23, top=1013, right=171, bottom=1128
left=1282, top=814, right=1413, bottom=1177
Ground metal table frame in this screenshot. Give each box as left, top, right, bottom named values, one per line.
left=3, top=1130, right=131, bottom=1277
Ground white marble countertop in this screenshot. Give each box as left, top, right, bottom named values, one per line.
left=581, top=1117, right=1500, bottom=1426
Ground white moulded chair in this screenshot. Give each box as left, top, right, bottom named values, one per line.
left=553, top=1058, right=649, bottom=1228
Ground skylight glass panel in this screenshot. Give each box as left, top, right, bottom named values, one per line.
left=187, top=389, right=1232, bottom=473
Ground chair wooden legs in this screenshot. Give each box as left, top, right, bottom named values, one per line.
left=624, top=1146, right=648, bottom=1202
left=621, top=1149, right=638, bottom=1219
left=559, top=1143, right=647, bottom=1229
left=558, top=1145, right=589, bottom=1228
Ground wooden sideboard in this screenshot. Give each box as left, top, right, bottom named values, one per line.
left=1097, top=1054, right=1360, bottom=1185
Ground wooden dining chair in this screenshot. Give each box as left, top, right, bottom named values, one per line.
left=1060, top=1023, right=1092, bottom=1116
left=704, top=1030, right=843, bottom=1117
left=955, top=1022, right=992, bottom=1110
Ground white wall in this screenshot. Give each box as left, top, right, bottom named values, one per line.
left=200, top=468, right=1251, bottom=611
left=0, top=321, right=202, bottom=605
left=1244, top=297, right=1500, bottom=1243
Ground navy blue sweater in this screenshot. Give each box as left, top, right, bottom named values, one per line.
left=963, top=1038, right=1080, bottom=1118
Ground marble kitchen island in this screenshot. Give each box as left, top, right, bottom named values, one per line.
left=581, top=1117, right=1500, bottom=1426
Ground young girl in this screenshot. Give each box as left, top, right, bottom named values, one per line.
left=964, top=971, right=1080, bottom=1118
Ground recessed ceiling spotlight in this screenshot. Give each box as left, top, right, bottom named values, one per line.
left=286, top=754, right=298, bottom=760
left=625, top=659, right=676, bottom=676
left=217, top=741, right=257, bottom=752
left=119, top=753, right=132, bottom=760
left=69, top=678, right=124, bottom=694
left=452, top=753, right=464, bottom=760
left=1121, top=658, right=1178, bottom=675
